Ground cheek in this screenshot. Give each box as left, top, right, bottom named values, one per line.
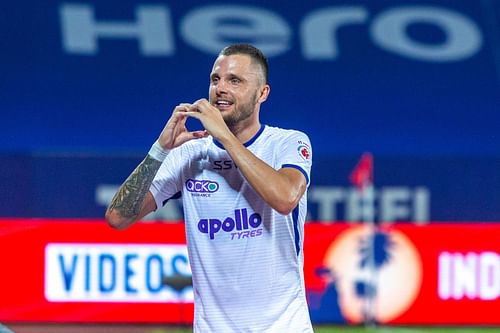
left=235, top=88, right=253, bottom=101
left=208, top=87, right=217, bottom=101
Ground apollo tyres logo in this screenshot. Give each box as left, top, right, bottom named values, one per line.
left=186, top=178, right=219, bottom=197
left=198, top=208, right=263, bottom=240
left=313, top=225, right=423, bottom=323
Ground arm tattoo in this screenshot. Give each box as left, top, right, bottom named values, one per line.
left=107, top=155, right=162, bottom=219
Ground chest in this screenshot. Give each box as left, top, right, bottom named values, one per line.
left=181, top=147, right=274, bottom=203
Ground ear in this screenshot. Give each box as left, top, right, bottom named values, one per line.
left=258, top=84, right=271, bottom=103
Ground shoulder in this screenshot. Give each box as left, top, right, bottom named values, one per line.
left=263, top=125, right=311, bottom=145
left=262, top=125, right=313, bottom=162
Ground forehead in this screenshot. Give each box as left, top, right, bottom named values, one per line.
left=211, top=54, right=260, bottom=78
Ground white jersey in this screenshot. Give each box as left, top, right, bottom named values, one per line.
left=150, top=125, right=314, bottom=332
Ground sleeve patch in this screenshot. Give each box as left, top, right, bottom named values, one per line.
left=297, top=141, right=311, bottom=160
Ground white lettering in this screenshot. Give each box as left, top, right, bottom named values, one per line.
left=180, top=5, right=290, bottom=56
left=45, top=243, right=192, bottom=302
left=380, top=187, right=411, bottom=222
left=453, top=252, right=477, bottom=299
left=438, top=252, right=452, bottom=299
left=371, top=6, right=482, bottom=62
left=60, top=4, right=174, bottom=56
left=438, top=252, right=500, bottom=300
left=479, top=252, right=500, bottom=300
left=308, top=186, right=430, bottom=223
left=346, top=186, right=375, bottom=222
left=59, top=4, right=483, bottom=62
left=301, top=7, right=368, bottom=59
left=308, top=187, right=345, bottom=221
left=413, top=187, right=430, bottom=224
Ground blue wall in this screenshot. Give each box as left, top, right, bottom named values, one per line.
left=2, top=0, right=499, bottom=155
left=1, top=1, right=499, bottom=220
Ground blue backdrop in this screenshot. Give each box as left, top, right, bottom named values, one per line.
left=2, top=0, right=499, bottom=155
left=1, top=1, right=499, bottom=220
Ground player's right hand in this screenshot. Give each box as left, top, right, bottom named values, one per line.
left=157, top=103, right=208, bottom=149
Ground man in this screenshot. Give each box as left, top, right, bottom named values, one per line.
left=106, top=44, right=314, bottom=332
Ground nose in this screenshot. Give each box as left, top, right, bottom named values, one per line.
left=215, top=79, right=228, bottom=95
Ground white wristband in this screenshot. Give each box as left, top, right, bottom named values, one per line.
left=148, top=140, right=171, bottom=162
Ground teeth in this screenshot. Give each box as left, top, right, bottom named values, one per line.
left=217, top=100, right=231, bottom=105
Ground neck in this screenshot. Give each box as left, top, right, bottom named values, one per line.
left=228, top=118, right=261, bottom=144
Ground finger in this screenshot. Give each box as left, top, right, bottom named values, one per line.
left=192, top=130, right=209, bottom=138
left=167, top=110, right=188, bottom=128
left=173, top=108, right=191, bottom=118
left=183, top=111, right=202, bottom=120
left=177, top=112, right=188, bottom=128
left=186, top=103, right=202, bottom=113
left=173, top=103, right=192, bottom=114
left=198, top=99, right=211, bottom=107
left=177, top=130, right=208, bottom=144
left=190, top=99, right=212, bottom=112
left=177, top=103, right=192, bottom=109
left=192, top=98, right=208, bottom=106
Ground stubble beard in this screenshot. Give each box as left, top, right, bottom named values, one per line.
left=222, top=92, right=259, bottom=129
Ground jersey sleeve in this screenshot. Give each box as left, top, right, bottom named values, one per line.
left=149, top=145, right=186, bottom=210
left=277, top=130, right=313, bottom=186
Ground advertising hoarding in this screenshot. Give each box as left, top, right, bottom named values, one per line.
left=0, top=219, right=498, bottom=324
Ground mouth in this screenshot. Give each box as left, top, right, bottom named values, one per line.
left=214, top=99, right=233, bottom=111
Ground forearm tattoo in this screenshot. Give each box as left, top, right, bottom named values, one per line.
left=107, top=155, right=162, bottom=219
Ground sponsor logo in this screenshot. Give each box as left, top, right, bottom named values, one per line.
left=212, top=160, right=237, bottom=170
left=197, top=208, right=263, bottom=240
left=316, top=226, right=423, bottom=323
left=438, top=251, right=499, bottom=301
left=45, top=243, right=192, bottom=302
left=60, top=4, right=482, bottom=63
left=308, top=186, right=430, bottom=223
left=298, top=145, right=311, bottom=160
left=185, top=179, right=219, bottom=194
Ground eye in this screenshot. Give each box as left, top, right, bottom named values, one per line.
left=211, top=76, right=219, bottom=84
left=230, top=78, right=241, bottom=85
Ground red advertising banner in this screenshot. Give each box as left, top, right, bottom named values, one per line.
left=0, top=219, right=193, bottom=324
left=0, top=219, right=498, bottom=325
left=304, top=223, right=500, bottom=325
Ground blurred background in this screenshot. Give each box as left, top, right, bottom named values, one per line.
left=0, top=0, right=499, bottom=331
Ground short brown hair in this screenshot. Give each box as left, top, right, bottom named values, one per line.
left=219, top=44, right=269, bottom=84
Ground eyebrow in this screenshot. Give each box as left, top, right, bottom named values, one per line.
left=210, top=72, right=245, bottom=81
left=228, top=73, right=243, bottom=80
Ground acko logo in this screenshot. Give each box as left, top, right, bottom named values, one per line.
left=198, top=208, right=263, bottom=240
left=185, top=179, right=219, bottom=193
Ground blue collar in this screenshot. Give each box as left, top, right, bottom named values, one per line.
left=213, top=125, right=265, bottom=150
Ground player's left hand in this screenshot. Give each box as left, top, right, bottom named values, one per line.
left=184, top=99, right=231, bottom=141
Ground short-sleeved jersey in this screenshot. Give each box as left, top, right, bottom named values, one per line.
left=150, top=125, right=314, bottom=332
